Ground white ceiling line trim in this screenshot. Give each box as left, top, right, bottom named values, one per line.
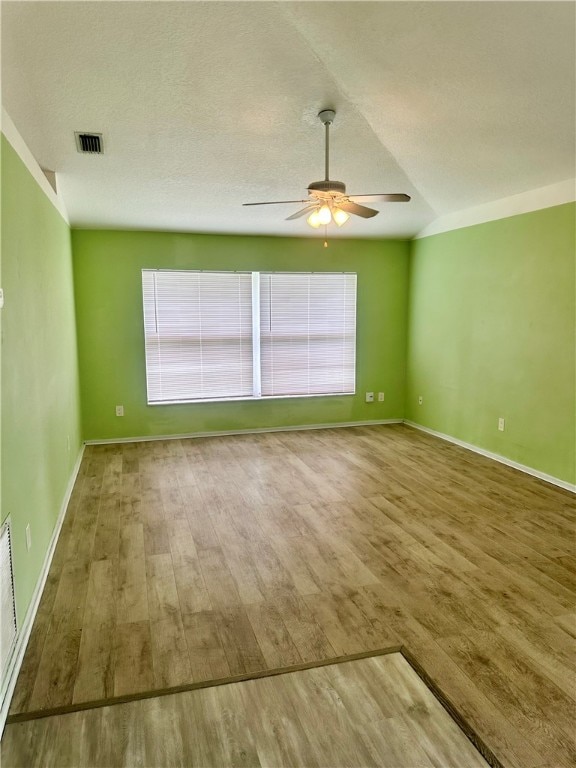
left=1, top=107, right=69, bottom=224
left=415, top=178, right=575, bottom=240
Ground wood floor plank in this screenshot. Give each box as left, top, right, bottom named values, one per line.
left=277, top=594, right=337, bottom=663
left=72, top=624, right=114, bottom=703
left=8, top=613, right=51, bottom=715
left=219, top=539, right=266, bottom=606
left=166, top=517, right=198, bottom=567
left=268, top=535, right=322, bottom=596
left=47, top=562, right=90, bottom=634
left=28, top=630, right=82, bottom=711
left=193, top=682, right=263, bottom=768
left=117, top=524, right=148, bottom=624
left=402, top=640, right=544, bottom=768
left=149, top=614, right=192, bottom=688
left=495, top=620, right=576, bottom=699
left=146, top=553, right=180, bottom=621
left=198, top=547, right=242, bottom=608
left=279, top=665, right=381, bottom=767
left=91, top=494, right=121, bottom=561
left=378, top=654, right=489, bottom=768
left=62, top=490, right=100, bottom=567
left=181, top=485, right=220, bottom=550
left=113, top=621, right=154, bottom=697
left=441, top=631, right=576, bottom=767
left=246, top=602, right=302, bottom=668
left=173, top=558, right=212, bottom=614
left=554, top=612, right=576, bottom=639
left=83, top=558, right=117, bottom=629
left=8, top=425, right=575, bottom=768
left=216, top=607, right=267, bottom=676
left=160, top=486, right=187, bottom=520
left=182, top=611, right=230, bottom=682
left=233, top=673, right=322, bottom=768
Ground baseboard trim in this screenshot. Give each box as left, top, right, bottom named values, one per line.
left=404, top=420, right=576, bottom=493
left=0, top=444, right=85, bottom=735
left=84, top=419, right=403, bottom=445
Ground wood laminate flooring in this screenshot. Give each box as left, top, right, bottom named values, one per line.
left=6, top=425, right=576, bottom=767
left=2, top=652, right=491, bottom=768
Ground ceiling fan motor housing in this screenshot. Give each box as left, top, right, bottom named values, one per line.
left=308, top=180, right=347, bottom=195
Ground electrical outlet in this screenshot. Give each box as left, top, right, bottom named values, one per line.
left=116, top=405, right=124, bottom=417
left=365, top=392, right=374, bottom=403
left=25, top=524, right=32, bottom=551
left=378, top=392, right=385, bottom=402
left=418, top=395, right=423, bottom=405
left=498, top=417, right=505, bottom=431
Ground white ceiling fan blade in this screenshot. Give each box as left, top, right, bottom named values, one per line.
left=285, top=205, right=317, bottom=221
left=338, top=200, right=379, bottom=218
left=243, top=199, right=309, bottom=206
left=348, top=193, right=411, bottom=203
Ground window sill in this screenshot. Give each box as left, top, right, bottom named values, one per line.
left=147, top=391, right=356, bottom=406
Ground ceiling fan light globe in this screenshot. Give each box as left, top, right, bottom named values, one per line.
left=318, top=205, right=332, bottom=225
left=307, top=210, right=322, bottom=228
left=333, top=208, right=350, bottom=226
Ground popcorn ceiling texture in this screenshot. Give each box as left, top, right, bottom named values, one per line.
left=2, top=1, right=574, bottom=237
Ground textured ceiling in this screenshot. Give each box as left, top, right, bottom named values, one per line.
left=2, top=1, right=574, bottom=238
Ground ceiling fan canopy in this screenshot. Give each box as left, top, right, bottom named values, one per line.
left=243, top=109, right=410, bottom=228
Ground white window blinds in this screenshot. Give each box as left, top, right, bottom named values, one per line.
left=260, top=272, right=357, bottom=397
left=142, top=270, right=356, bottom=404
left=142, top=270, right=253, bottom=403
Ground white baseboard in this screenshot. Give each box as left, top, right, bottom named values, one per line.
left=85, top=419, right=404, bottom=445
left=404, top=420, right=576, bottom=493
left=0, top=444, right=85, bottom=735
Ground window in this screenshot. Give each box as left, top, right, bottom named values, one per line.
left=142, top=270, right=253, bottom=403
left=142, top=270, right=356, bottom=404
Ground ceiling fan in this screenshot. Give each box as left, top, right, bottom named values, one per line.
left=243, top=109, right=410, bottom=229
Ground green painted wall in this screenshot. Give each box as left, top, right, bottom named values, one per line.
left=1, top=135, right=82, bottom=624
left=407, top=203, right=576, bottom=484
left=71, top=230, right=410, bottom=440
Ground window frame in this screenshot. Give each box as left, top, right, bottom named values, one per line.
left=142, top=269, right=357, bottom=405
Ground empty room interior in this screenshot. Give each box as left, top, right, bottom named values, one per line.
left=1, top=2, right=575, bottom=767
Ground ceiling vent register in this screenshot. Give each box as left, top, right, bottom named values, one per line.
left=75, top=132, right=103, bottom=154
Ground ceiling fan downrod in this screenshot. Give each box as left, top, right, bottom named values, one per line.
left=307, top=110, right=346, bottom=197
left=318, top=109, right=336, bottom=181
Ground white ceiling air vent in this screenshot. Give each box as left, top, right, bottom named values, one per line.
left=75, top=132, right=103, bottom=154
